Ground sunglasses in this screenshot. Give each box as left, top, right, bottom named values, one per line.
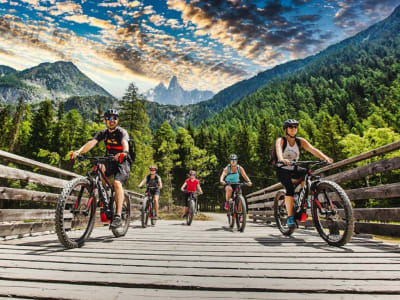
left=150, top=168, right=156, bottom=171
left=230, top=159, right=237, bottom=162
left=288, top=125, right=298, bottom=129
left=106, top=116, right=118, bottom=121
left=190, top=173, right=196, bottom=176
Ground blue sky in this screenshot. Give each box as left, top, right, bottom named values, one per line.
left=0, top=0, right=399, bottom=97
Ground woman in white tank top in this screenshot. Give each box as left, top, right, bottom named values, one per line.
left=275, top=119, right=333, bottom=229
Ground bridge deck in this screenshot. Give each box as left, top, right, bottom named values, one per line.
left=0, top=214, right=399, bottom=299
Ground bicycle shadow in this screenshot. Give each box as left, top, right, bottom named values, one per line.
left=206, top=226, right=235, bottom=232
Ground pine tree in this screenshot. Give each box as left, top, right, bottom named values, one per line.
left=8, top=97, right=25, bottom=153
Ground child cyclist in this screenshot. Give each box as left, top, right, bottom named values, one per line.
left=180, top=170, right=203, bottom=218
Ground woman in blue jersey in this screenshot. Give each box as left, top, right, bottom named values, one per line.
left=220, top=154, right=252, bottom=210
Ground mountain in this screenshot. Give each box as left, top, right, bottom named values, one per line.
left=200, top=5, right=400, bottom=132
left=0, top=61, right=112, bottom=105
left=0, top=65, right=16, bottom=76
left=145, top=4, right=400, bottom=129
left=145, top=76, right=214, bottom=106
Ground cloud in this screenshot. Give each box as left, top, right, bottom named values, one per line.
left=149, top=14, right=166, bottom=26
left=166, top=0, right=320, bottom=66
left=49, top=1, right=82, bottom=16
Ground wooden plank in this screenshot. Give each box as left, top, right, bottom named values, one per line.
left=0, top=165, right=67, bottom=188
left=0, top=187, right=61, bottom=203
left=352, top=208, right=400, bottom=222
left=0, top=209, right=55, bottom=222
left=346, top=182, right=400, bottom=200
left=355, top=222, right=400, bottom=236
left=315, top=140, right=400, bottom=175
left=325, top=157, right=400, bottom=183
left=0, top=150, right=78, bottom=178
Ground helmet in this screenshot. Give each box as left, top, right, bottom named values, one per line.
left=104, top=109, right=119, bottom=118
left=283, top=119, right=299, bottom=129
left=229, top=154, right=238, bottom=161
left=149, top=165, right=157, bottom=170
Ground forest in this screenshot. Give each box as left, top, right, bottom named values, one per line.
left=1, top=33, right=400, bottom=210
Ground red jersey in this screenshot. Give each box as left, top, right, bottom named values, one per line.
left=185, top=178, right=199, bottom=192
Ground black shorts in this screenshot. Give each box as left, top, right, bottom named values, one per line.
left=148, top=188, right=160, bottom=196
left=104, top=159, right=131, bottom=184
left=276, top=166, right=307, bottom=196
left=184, top=192, right=196, bottom=207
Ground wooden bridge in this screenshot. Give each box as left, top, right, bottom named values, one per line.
left=0, top=145, right=400, bottom=299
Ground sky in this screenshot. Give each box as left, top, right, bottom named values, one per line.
left=0, top=0, right=400, bottom=98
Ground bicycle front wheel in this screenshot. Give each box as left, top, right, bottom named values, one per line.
left=55, top=177, right=96, bottom=249
left=141, top=198, right=149, bottom=228
left=274, top=190, right=295, bottom=236
left=112, top=193, right=131, bottom=237
left=235, top=196, right=247, bottom=232
left=151, top=203, right=157, bottom=226
left=186, top=200, right=195, bottom=226
left=312, top=181, right=354, bottom=247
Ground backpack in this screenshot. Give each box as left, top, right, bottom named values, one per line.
left=128, top=139, right=136, bottom=163
left=270, top=136, right=301, bottom=165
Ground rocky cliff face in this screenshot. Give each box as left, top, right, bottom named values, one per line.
left=145, top=76, right=213, bottom=106
left=0, top=61, right=112, bottom=105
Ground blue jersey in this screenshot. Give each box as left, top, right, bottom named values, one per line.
left=225, top=164, right=240, bottom=183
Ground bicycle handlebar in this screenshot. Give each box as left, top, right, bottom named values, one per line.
left=76, top=155, right=116, bottom=163
left=276, top=160, right=328, bottom=168
left=223, top=182, right=250, bottom=187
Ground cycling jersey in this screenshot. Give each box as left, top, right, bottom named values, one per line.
left=225, top=164, right=240, bottom=183
left=185, top=178, right=199, bottom=192
left=93, top=127, right=129, bottom=156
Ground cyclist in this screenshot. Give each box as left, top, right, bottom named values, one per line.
left=180, top=170, right=203, bottom=218
left=220, top=154, right=252, bottom=211
left=138, top=165, right=162, bottom=220
left=275, top=119, right=333, bottom=228
left=71, top=109, right=132, bottom=228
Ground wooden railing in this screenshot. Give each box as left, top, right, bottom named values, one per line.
left=0, top=150, right=144, bottom=238
left=247, top=140, right=400, bottom=237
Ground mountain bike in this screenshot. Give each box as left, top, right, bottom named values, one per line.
left=185, top=191, right=199, bottom=226
left=226, top=182, right=248, bottom=232
left=55, top=156, right=131, bottom=249
left=274, top=160, right=354, bottom=246
left=141, top=186, right=158, bottom=228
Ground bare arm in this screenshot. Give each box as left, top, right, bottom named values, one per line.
left=276, top=138, right=291, bottom=165
left=158, top=177, right=163, bottom=189
left=137, top=178, right=147, bottom=188
left=181, top=182, right=187, bottom=192
left=72, top=139, right=98, bottom=159
left=197, top=183, right=203, bottom=194
left=300, top=138, right=333, bottom=163
left=220, top=167, right=228, bottom=184
left=240, top=167, right=252, bottom=186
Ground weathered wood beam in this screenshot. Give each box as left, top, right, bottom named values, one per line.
left=325, top=157, right=400, bottom=183
left=0, top=150, right=78, bottom=178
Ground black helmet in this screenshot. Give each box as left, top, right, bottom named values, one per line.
left=229, top=154, right=238, bottom=161
left=283, top=119, right=299, bottom=129
left=104, top=109, right=119, bottom=118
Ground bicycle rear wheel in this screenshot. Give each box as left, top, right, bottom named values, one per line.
left=274, top=190, right=295, bottom=236
left=112, top=193, right=131, bottom=237
left=186, top=200, right=194, bottom=226
left=312, top=180, right=354, bottom=246
left=235, top=195, right=247, bottom=232
left=55, top=177, right=96, bottom=249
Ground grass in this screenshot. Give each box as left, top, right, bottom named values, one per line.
left=372, top=235, right=400, bottom=245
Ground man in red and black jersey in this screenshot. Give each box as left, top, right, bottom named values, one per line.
left=71, top=109, right=131, bottom=228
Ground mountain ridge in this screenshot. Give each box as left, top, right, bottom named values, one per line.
left=145, top=76, right=214, bottom=106
left=0, top=61, right=112, bottom=105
